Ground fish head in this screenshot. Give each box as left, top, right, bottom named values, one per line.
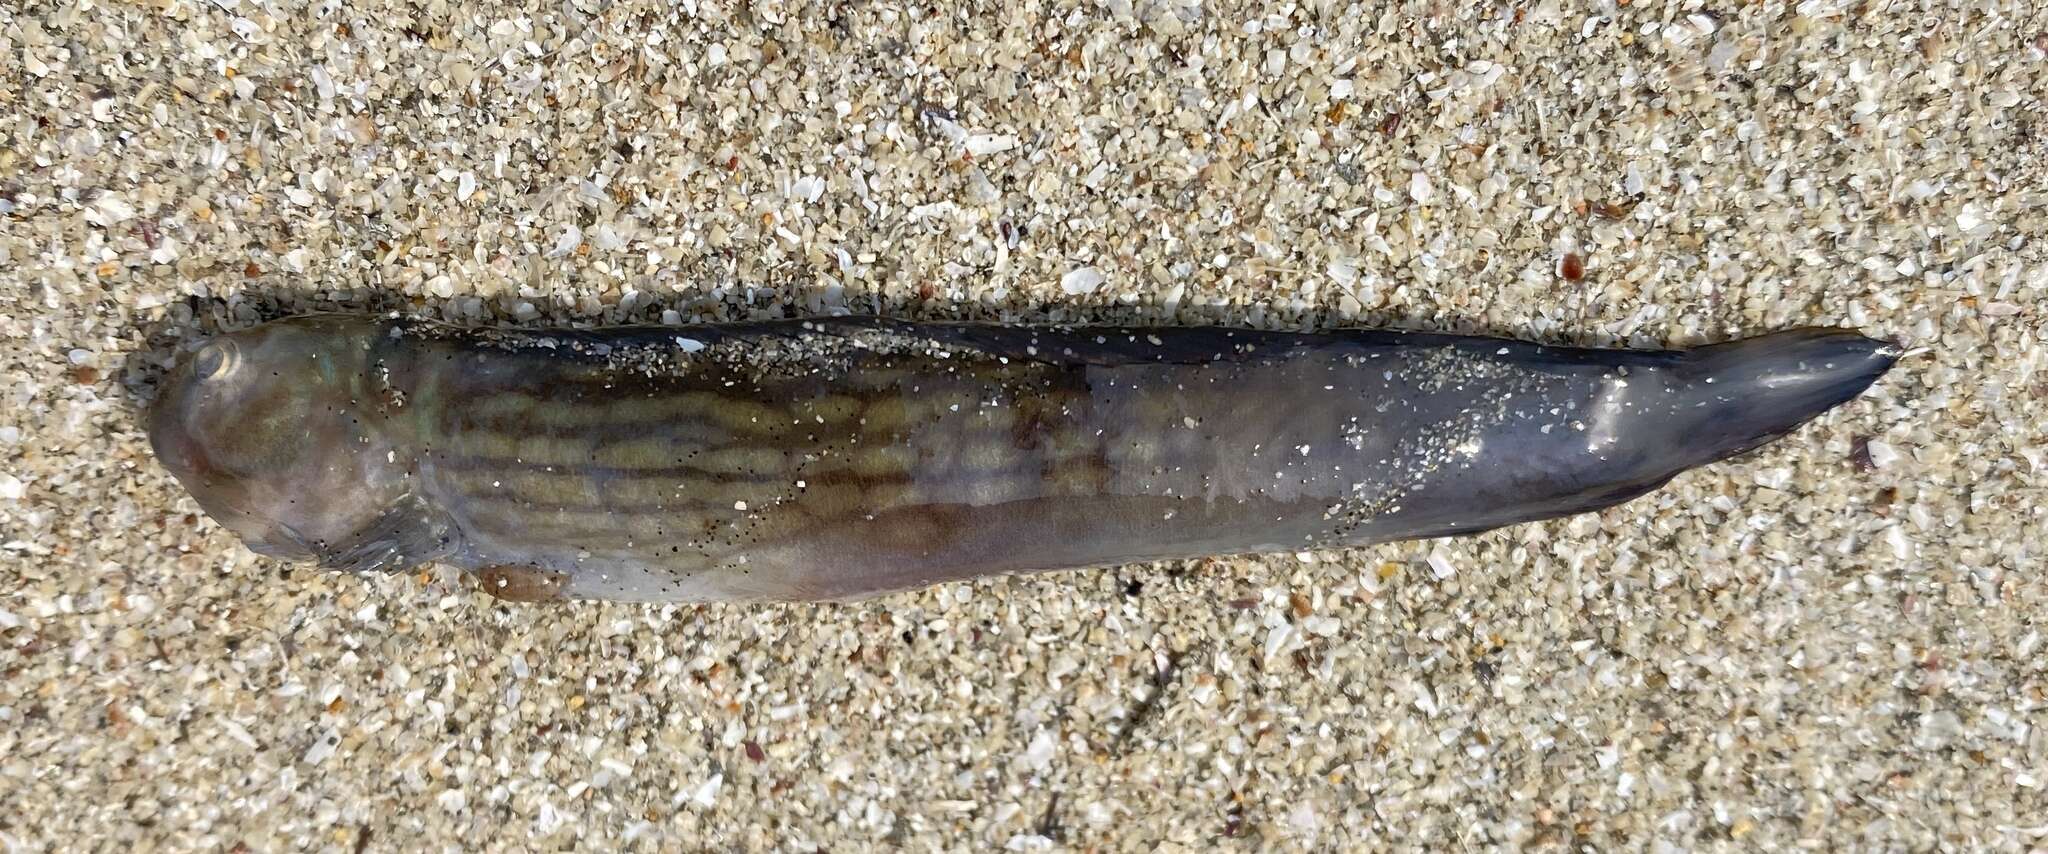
left=149, top=315, right=416, bottom=566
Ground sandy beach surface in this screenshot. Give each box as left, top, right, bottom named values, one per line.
left=3, top=0, right=2045, bottom=849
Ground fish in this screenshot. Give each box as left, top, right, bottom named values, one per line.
left=146, top=313, right=1898, bottom=603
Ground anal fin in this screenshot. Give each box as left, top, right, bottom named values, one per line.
left=469, top=565, right=570, bottom=603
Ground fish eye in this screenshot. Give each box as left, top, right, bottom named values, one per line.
left=192, top=339, right=240, bottom=382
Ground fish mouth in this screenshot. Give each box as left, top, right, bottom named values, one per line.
left=242, top=522, right=320, bottom=561
left=178, top=480, right=321, bottom=562
left=146, top=387, right=212, bottom=497
left=146, top=378, right=319, bottom=563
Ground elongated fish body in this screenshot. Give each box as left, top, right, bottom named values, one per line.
left=148, top=314, right=1897, bottom=603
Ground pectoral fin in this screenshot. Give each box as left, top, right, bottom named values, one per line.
left=315, top=494, right=457, bottom=575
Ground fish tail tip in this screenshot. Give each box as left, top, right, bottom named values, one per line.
left=1669, top=327, right=1900, bottom=463
left=1690, top=326, right=1900, bottom=398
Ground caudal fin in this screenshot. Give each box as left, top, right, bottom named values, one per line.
left=1670, top=328, right=1900, bottom=465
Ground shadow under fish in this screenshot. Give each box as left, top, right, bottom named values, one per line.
left=145, top=314, right=1900, bottom=603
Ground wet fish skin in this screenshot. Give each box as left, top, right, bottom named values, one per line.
left=147, top=314, right=1898, bottom=603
